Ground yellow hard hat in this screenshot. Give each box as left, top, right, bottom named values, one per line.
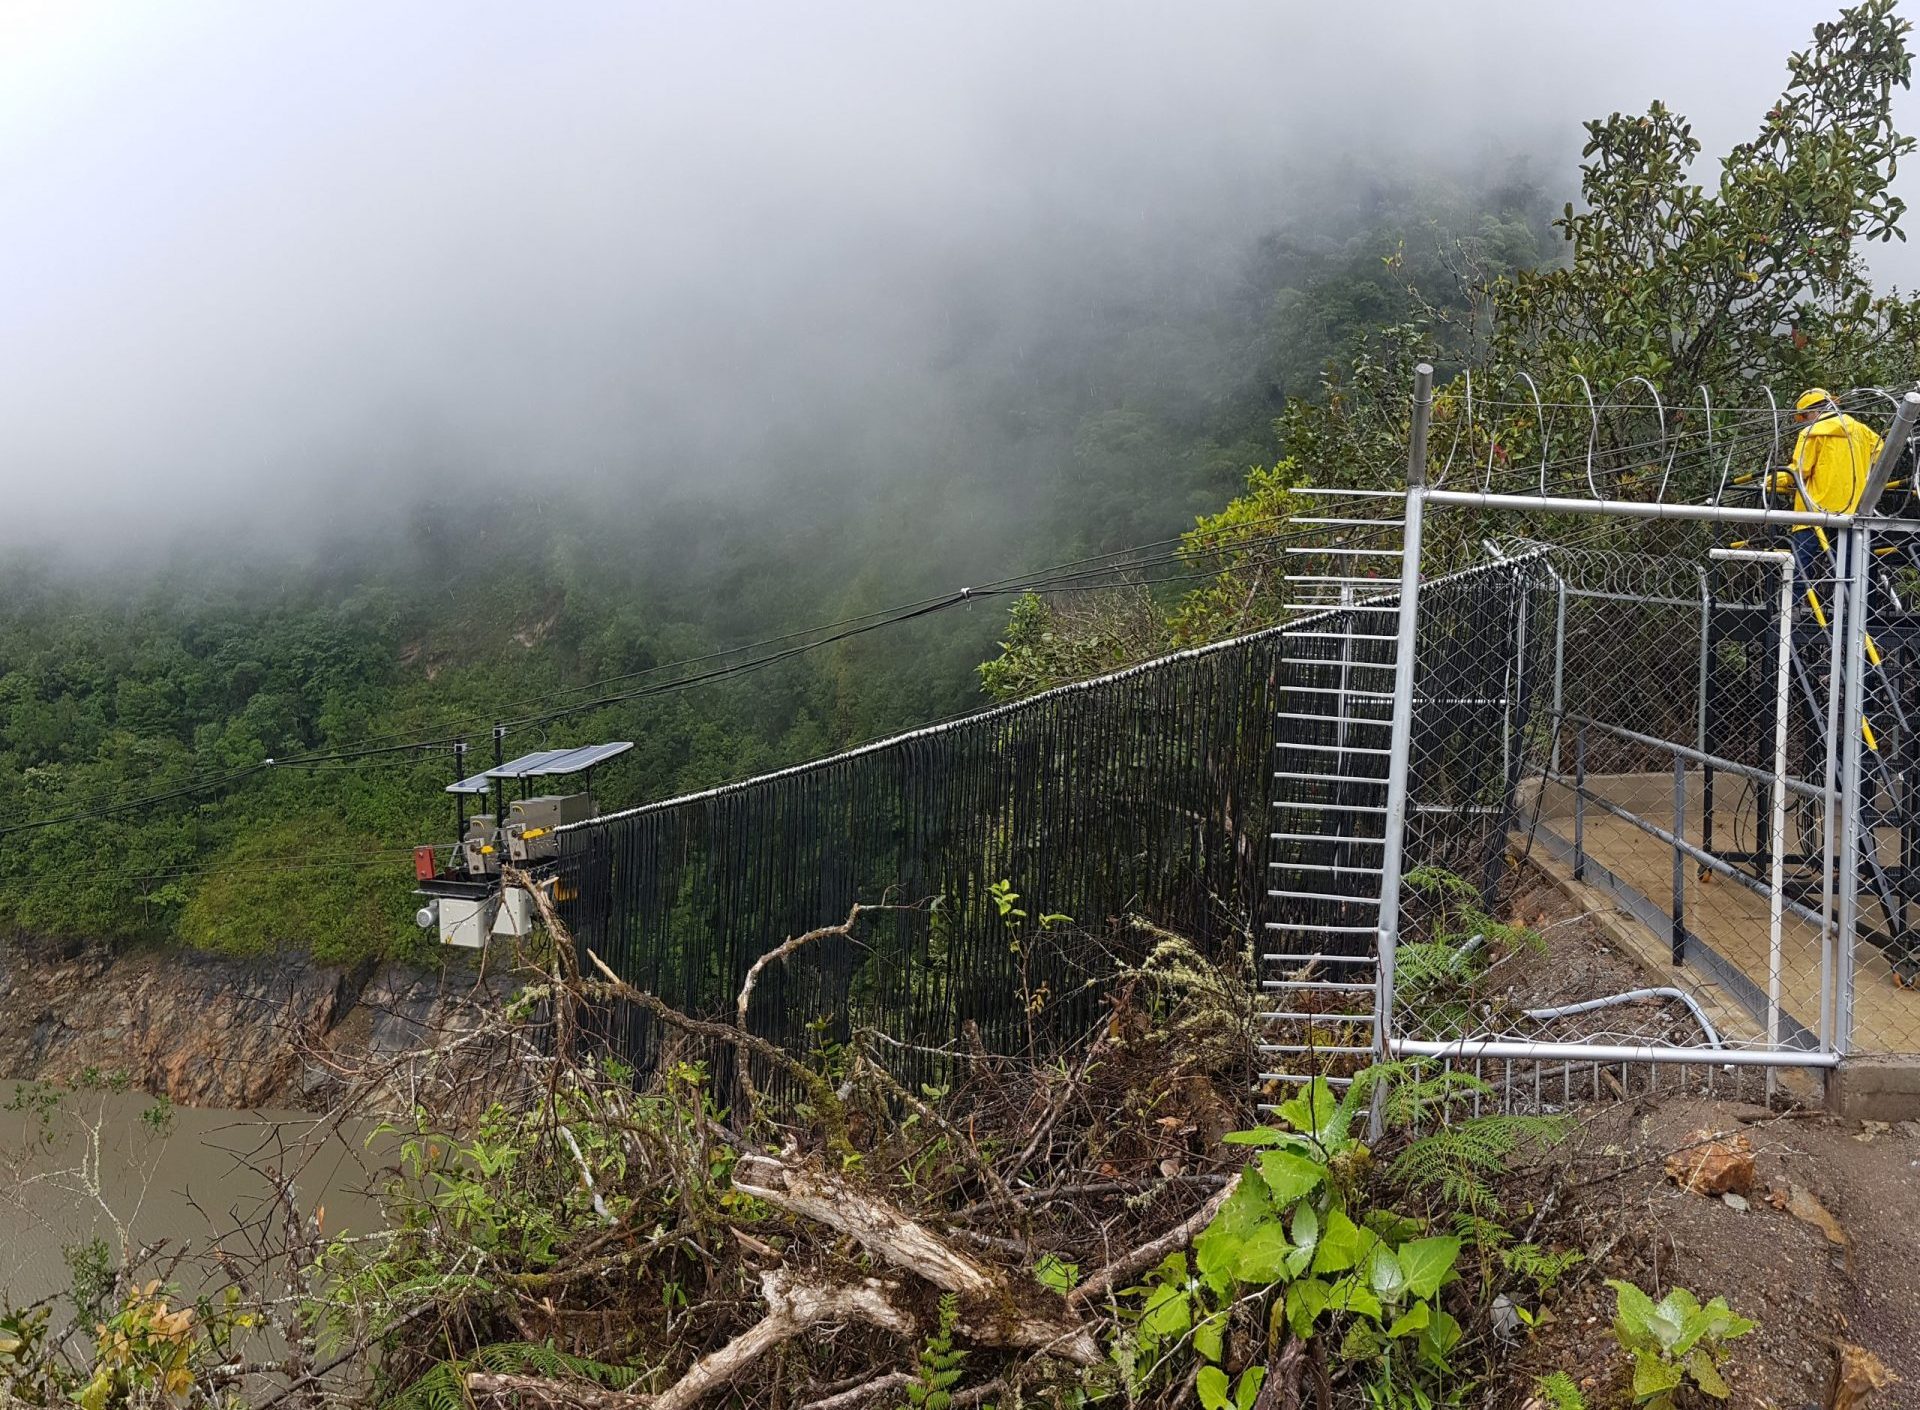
left=1795, top=387, right=1833, bottom=413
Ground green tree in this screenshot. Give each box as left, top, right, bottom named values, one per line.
left=1491, top=0, right=1919, bottom=395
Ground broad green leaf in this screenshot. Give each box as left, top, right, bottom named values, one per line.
left=1701, top=1297, right=1755, bottom=1342
left=1311, top=1208, right=1367, bottom=1275
left=1363, top=1208, right=1424, bottom=1245
left=1418, top=1307, right=1463, bottom=1370
left=1232, top=1224, right=1295, bottom=1284
left=1221, top=1126, right=1289, bottom=1147
left=1687, top=1349, right=1732, bottom=1400
left=1607, top=1278, right=1661, bottom=1348
left=1395, top=1236, right=1461, bottom=1300
left=1367, top=1242, right=1407, bottom=1301
left=1141, top=1283, right=1191, bottom=1340
left=1325, top=1274, right=1382, bottom=1322
left=1285, top=1278, right=1332, bottom=1339
left=1646, top=1292, right=1690, bottom=1352
left=1033, top=1254, right=1078, bottom=1295
left=1632, top=1349, right=1684, bottom=1399
left=1290, top=1199, right=1320, bottom=1254
left=1275, top=1080, right=1338, bottom=1139
left=1197, top=1365, right=1233, bottom=1410
left=1196, top=1178, right=1273, bottom=1290
left=1234, top=1367, right=1266, bottom=1410
left=1257, top=1148, right=1327, bottom=1205
left=1193, top=1310, right=1226, bottom=1364
left=1386, top=1300, right=1430, bottom=1338
left=1337, top=1317, right=1384, bottom=1362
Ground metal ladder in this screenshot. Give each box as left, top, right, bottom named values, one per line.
left=1258, top=500, right=1408, bottom=1102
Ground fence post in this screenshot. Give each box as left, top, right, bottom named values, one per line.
left=1696, top=568, right=1715, bottom=860
left=1671, top=754, right=1687, bottom=965
left=1548, top=569, right=1567, bottom=777
left=1573, top=724, right=1586, bottom=882
left=1372, top=362, right=1433, bottom=1131
left=1767, top=551, right=1794, bottom=1096
left=1834, top=524, right=1873, bottom=1054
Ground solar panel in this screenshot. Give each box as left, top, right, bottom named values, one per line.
left=443, top=741, right=634, bottom=793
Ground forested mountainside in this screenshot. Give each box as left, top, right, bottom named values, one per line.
left=0, top=174, right=1549, bottom=960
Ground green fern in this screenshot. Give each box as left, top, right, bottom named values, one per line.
left=898, top=1293, right=967, bottom=1410
left=1501, top=1241, right=1584, bottom=1294
left=1535, top=1371, right=1586, bottom=1410
left=1391, top=1114, right=1565, bottom=1213
left=383, top=1340, right=645, bottom=1410
left=1373, top=1062, right=1498, bottom=1127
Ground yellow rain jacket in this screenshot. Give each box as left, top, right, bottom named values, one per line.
left=1773, top=412, right=1884, bottom=530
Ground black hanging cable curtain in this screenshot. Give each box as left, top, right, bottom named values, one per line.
left=556, top=562, right=1530, bottom=1093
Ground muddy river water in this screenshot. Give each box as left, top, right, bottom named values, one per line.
left=0, top=1082, right=387, bottom=1307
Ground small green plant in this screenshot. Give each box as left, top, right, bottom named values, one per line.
left=1605, top=1279, right=1754, bottom=1406
left=1033, top=1254, right=1078, bottom=1295
left=138, top=1093, right=175, bottom=1136
left=0, top=1303, right=66, bottom=1405
left=1500, top=1242, right=1584, bottom=1296
left=1394, top=869, right=1543, bottom=1042
left=1393, top=1115, right=1563, bottom=1214
left=900, top=1293, right=966, bottom=1410
left=1120, top=1073, right=1465, bottom=1407
left=62, top=1238, right=115, bottom=1325
left=1535, top=1371, right=1587, bottom=1410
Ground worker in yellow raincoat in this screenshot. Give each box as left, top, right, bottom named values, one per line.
left=1771, top=387, right=1883, bottom=595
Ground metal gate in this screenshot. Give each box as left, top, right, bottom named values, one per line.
left=1264, top=368, right=1920, bottom=1106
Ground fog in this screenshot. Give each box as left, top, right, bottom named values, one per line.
left=0, top=0, right=1911, bottom=556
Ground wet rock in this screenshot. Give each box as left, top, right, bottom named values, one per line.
left=0, top=933, right=509, bottom=1111
left=1779, top=1182, right=1850, bottom=1251
left=1665, top=1129, right=1756, bottom=1195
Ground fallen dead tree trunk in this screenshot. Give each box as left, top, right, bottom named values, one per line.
left=733, top=1154, right=1102, bottom=1365
left=467, top=1271, right=911, bottom=1410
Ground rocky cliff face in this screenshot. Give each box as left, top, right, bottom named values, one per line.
left=0, top=934, right=511, bottom=1110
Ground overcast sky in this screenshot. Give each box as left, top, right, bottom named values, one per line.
left=0, top=2, right=1909, bottom=552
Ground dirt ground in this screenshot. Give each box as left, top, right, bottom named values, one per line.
left=1480, top=864, right=1920, bottom=1408
left=1496, top=1098, right=1919, bottom=1408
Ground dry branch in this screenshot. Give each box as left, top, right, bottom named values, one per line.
left=733, top=1154, right=1101, bottom=1366
left=466, top=1271, right=912, bottom=1410
left=1068, top=1171, right=1242, bottom=1310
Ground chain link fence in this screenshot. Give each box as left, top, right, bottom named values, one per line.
left=1389, top=526, right=1920, bottom=1071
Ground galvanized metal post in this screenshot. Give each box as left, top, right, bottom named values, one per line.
left=1547, top=567, right=1567, bottom=777
left=492, top=724, right=506, bottom=861
left=1374, top=363, right=1433, bottom=1084
left=1671, top=755, right=1687, bottom=964
left=1710, top=546, right=1795, bottom=1092
left=1767, top=556, right=1793, bottom=1093
left=1835, top=525, right=1874, bottom=1052
left=1573, top=724, right=1586, bottom=882
left=1696, top=568, right=1715, bottom=860
left=1818, top=552, right=1844, bottom=1054
left=1857, top=391, right=1920, bottom=518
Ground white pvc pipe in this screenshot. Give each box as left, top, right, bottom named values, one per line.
left=1426, top=488, right=1919, bottom=531
left=1712, top=547, right=1794, bottom=1095
left=1390, top=1037, right=1837, bottom=1068
left=1522, top=987, right=1724, bottom=1050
